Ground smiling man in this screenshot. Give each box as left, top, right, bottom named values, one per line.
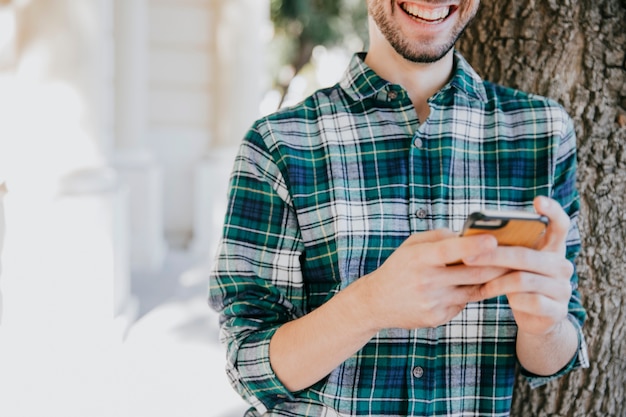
left=209, top=1, right=589, bottom=416
left=368, top=0, right=478, bottom=63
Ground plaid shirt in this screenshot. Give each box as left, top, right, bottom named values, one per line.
left=209, top=51, right=588, bottom=417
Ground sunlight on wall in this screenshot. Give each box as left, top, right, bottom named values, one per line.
left=0, top=5, right=15, bottom=67
left=0, top=72, right=118, bottom=333
left=0, top=79, right=102, bottom=193
left=0, top=1, right=264, bottom=415
left=0, top=3, right=15, bottom=325
left=0, top=0, right=114, bottom=324
left=213, top=0, right=270, bottom=148
left=0, top=95, right=124, bottom=417
left=0, top=2, right=128, bottom=416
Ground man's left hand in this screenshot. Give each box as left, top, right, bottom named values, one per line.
left=465, top=196, right=574, bottom=336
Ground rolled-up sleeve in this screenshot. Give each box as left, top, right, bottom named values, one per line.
left=523, top=109, right=589, bottom=388
left=209, top=126, right=305, bottom=411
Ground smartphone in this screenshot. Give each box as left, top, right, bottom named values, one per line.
left=460, top=210, right=549, bottom=249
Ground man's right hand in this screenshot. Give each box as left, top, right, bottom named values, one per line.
left=270, top=229, right=505, bottom=392
left=360, top=229, right=505, bottom=331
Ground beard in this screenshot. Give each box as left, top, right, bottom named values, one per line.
left=368, top=0, right=478, bottom=63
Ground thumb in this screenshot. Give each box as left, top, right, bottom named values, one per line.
left=534, top=196, right=569, bottom=253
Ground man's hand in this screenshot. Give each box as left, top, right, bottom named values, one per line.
left=271, top=228, right=504, bottom=392
left=464, top=196, right=574, bottom=336
left=362, top=229, right=505, bottom=331
left=461, top=196, right=580, bottom=376
left=271, top=198, right=579, bottom=391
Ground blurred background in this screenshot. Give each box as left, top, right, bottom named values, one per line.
left=0, top=0, right=366, bottom=416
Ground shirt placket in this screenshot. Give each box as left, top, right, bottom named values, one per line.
left=408, top=110, right=433, bottom=233
left=407, top=328, right=437, bottom=415
left=405, top=100, right=440, bottom=413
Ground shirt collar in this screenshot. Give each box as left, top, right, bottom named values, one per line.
left=339, top=52, right=392, bottom=102
left=443, top=50, right=488, bottom=103
left=340, top=50, right=488, bottom=104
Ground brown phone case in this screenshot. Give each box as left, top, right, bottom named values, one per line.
left=461, top=211, right=549, bottom=249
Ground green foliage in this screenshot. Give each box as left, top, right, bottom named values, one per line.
left=271, top=0, right=343, bottom=46
left=268, top=0, right=368, bottom=101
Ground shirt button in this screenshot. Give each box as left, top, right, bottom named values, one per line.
left=388, top=90, right=398, bottom=100
left=414, top=138, right=423, bottom=148
left=416, top=208, right=427, bottom=219
left=412, top=366, right=424, bottom=379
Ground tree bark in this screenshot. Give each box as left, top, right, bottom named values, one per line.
left=458, top=1, right=626, bottom=416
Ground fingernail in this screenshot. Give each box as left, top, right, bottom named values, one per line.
left=481, top=234, right=498, bottom=249
left=537, top=196, right=550, bottom=210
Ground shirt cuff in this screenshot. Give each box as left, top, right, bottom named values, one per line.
left=522, top=314, right=590, bottom=389
left=235, top=327, right=297, bottom=411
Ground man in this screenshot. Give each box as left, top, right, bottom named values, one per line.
left=209, top=1, right=589, bottom=415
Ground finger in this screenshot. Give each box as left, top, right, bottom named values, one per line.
left=413, top=234, right=498, bottom=266
left=406, top=228, right=457, bottom=245
left=480, top=270, right=573, bottom=301
left=463, top=282, right=499, bottom=303
left=464, top=245, right=574, bottom=278
left=533, top=196, right=570, bottom=253
left=506, top=292, right=568, bottom=320
left=435, top=286, right=484, bottom=315
left=445, top=264, right=509, bottom=286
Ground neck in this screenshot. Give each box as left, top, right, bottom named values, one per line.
left=365, top=22, right=455, bottom=121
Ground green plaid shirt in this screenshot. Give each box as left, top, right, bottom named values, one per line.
left=209, top=51, right=588, bottom=417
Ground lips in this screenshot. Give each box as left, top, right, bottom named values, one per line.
left=399, top=2, right=455, bottom=23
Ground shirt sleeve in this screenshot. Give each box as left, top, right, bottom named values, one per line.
left=521, top=108, right=590, bottom=388
left=208, top=126, right=305, bottom=411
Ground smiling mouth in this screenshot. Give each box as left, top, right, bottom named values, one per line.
left=399, top=2, right=456, bottom=23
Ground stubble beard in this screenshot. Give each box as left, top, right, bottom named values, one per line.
left=369, top=0, right=477, bottom=64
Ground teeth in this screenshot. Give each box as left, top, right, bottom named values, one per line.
left=402, top=3, right=451, bottom=21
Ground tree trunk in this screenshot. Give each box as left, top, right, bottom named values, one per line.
left=458, top=1, right=626, bottom=416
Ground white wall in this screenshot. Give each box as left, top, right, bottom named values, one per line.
left=147, top=0, right=270, bottom=249
left=0, top=181, right=5, bottom=324
left=0, top=3, right=13, bottom=325
left=147, top=0, right=214, bottom=247
left=0, top=0, right=271, bottom=316
left=0, top=1, right=135, bottom=415
left=0, top=1, right=269, bottom=414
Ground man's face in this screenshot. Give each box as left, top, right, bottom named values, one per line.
left=367, top=0, right=480, bottom=63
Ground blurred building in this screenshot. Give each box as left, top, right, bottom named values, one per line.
left=0, top=3, right=269, bottom=412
